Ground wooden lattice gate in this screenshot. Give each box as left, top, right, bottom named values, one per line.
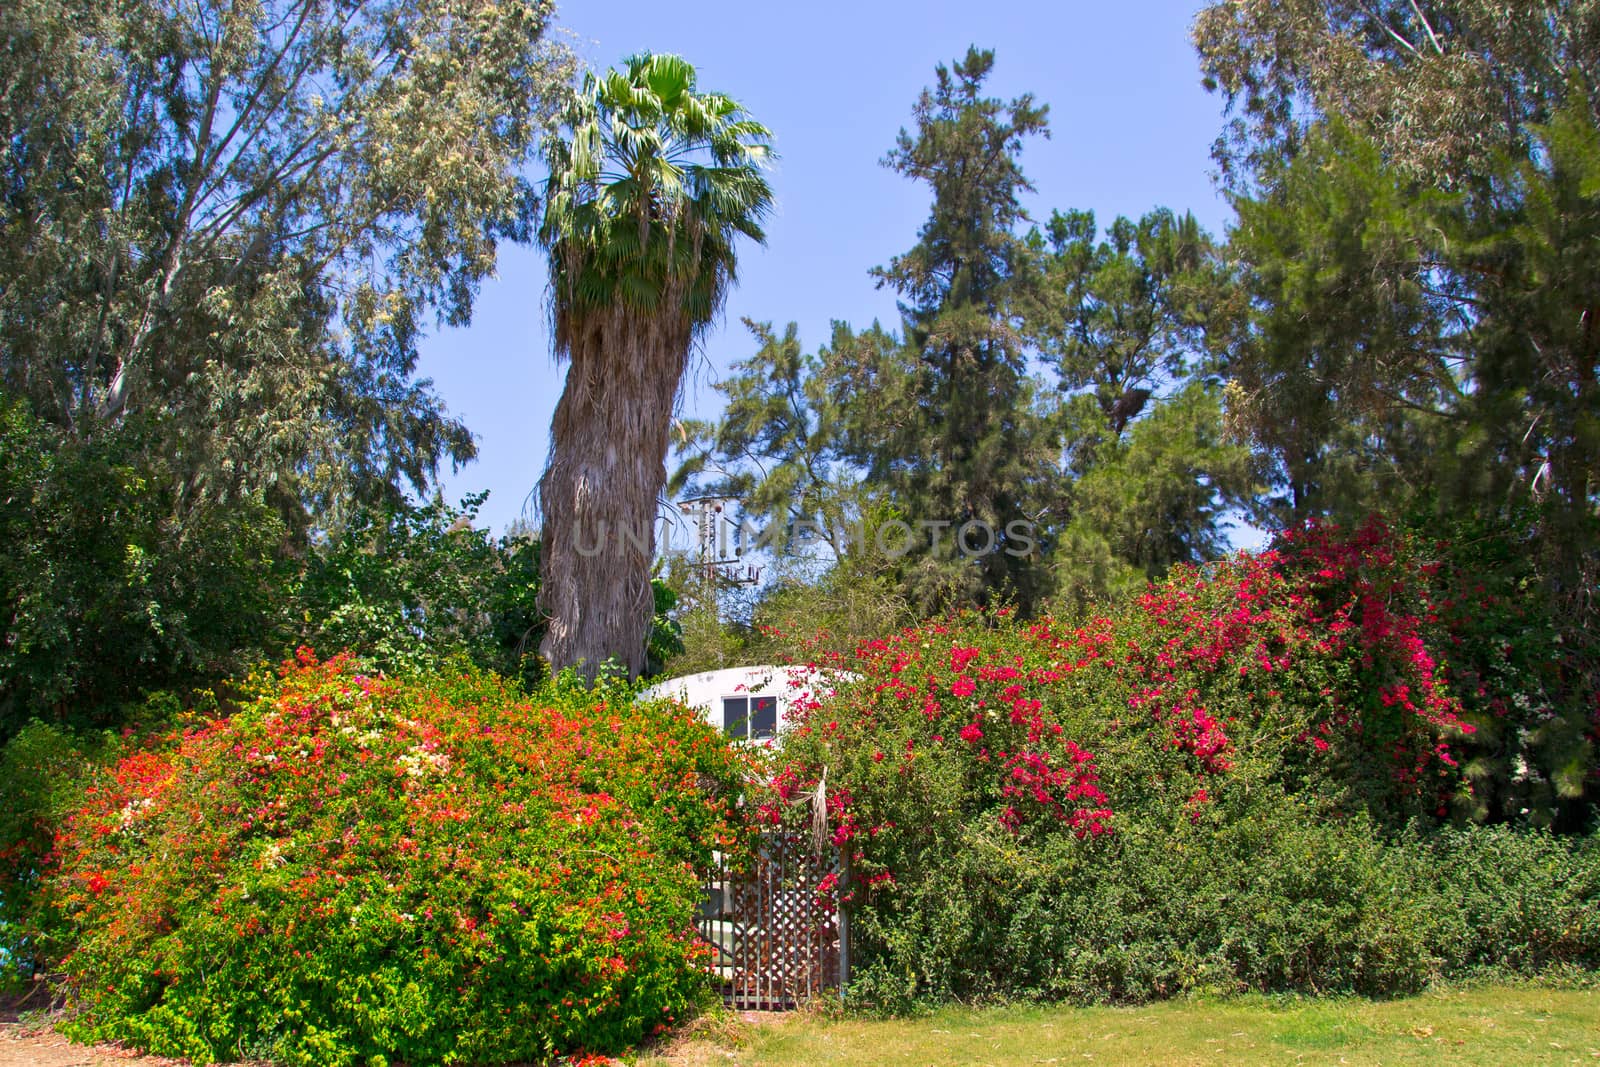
left=697, top=831, right=845, bottom=1009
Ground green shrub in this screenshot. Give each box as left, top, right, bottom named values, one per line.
left=43, top=653, right=748, bottom=1064
left=845, top=797, right=1440, bottom=1010
left=290, top=494, right=685, bottom=685
left=0, top=722, right=124, bottom=990
left=289, top=494, right=546, bottom=684
left=0, top=394, right=286, bottom=740
left=842, top=802, right=1600, bottom=1012
left=1398, top=825, right=1600, bottom=975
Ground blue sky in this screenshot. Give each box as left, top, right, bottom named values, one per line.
left=416, top=0, right=1235, bottom=537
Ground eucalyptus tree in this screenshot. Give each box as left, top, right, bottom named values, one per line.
left=0, top=0, right=573, bottom=727
left=1194, top=0, right=1599, bottom=192
left=0, top=0, right=574, bottom=525
left=1195, top=0, right=1600, bottom=505
left=1195, top=0, right=1600, bottom=548
left=536, top=53, right=774, bottom=679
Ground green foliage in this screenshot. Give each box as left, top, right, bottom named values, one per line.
left=43, top=654, right=748, bottom=1064
left=673, top=84, right=1259, bottom=626
left=671, top=319, right=879, bottom=561
left=292, top=494, right=685, bottom=684
left=644, top=578, right=687, bottom=678
left=1395, top=824, right=1600, bottom=976
left=0, top=0, right=578, bottom=742
left=844, top=799, right=1448, bottom=1009
left=843, top=808, right=1600, bottom=1012
left=1411, top=508, right=1599, bottom=829
left=1219, top=120, right=1461, bottom=524
left=290, top=494, right=544, bottom=685
left=1019, top=206, right=1257, bottom=604
left=1199, top=4, right=1600, bottom=724
left=0, top=0, right=574, bottom=525
left=1193, top=0, right=1597, bottom=190
left=1052, top=382, right=1255, bottom=611
left=0, top=722, right=125, bottom=990
left=1208, top=102, right=1600, bottom=829
left=0, top=395, right=286, bottom=737
left=0, top=390, right=691, bottom=735
left=856, top=47, right=1059, bottom=614
left=1457, top=97, right=1600, bottom=597
left=1025, top=207, right=1222, bottom=435
left=664, top=549, right=913, bottom=677
left=540, top=52, right=775, bottom=342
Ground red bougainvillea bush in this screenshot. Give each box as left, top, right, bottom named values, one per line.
left=771, top=517, right=1481, bottom=860
left=764, top=518, right=1600, bottom=1005
left=45, top=653, right=747, bottom=1065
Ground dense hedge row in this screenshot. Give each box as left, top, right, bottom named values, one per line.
left=764, top=519, right=1600, bottom=1008
left=25, top=654, right=747, bottom=1065
left=838, top=802, right=1600, bottom=1008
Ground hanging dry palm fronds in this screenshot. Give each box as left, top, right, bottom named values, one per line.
left=807, top=767, right=829, bottom=856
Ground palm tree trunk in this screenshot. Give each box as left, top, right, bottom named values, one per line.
left=538, top=302, right=690, bottom=680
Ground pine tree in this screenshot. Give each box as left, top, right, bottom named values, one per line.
left=862, top=47, right=1059, bottom=614
left=1022, top=208, right=1256, bottom=605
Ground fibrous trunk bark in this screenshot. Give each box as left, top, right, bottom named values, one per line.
left=538, top=302, right=690, bottom=680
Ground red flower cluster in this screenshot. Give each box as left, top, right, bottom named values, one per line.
left=999, top=743, right=1111, bottom=836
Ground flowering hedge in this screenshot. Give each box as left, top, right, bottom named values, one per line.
left=44, top=653, right=747, bottom=1065
left=769, top=517, right=1481, bottom=860
left=762, top=518, right=1599, bottom=1004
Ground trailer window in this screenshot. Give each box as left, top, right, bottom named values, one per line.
left=722, top=697, right=748, bottom=739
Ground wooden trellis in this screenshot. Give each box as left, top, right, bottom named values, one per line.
left=697, top=831, right=845, bottom=1009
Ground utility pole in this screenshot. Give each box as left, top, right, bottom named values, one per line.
left=676, top=496, right=762, bottom=623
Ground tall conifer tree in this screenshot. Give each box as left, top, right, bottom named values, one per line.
left=860, top=47, right=1058, bottom=613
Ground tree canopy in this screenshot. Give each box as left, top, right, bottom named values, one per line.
left=0, top=0, right=574, bottom=525
left=0, top=0, right=574, bottom=727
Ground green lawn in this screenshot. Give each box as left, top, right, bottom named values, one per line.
left=642, top=985, right=1600, bottom=1066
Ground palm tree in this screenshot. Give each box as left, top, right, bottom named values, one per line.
left=537, top=53, right=774, bottom=679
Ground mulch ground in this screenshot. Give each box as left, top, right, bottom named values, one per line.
left=1, top=982, right=184, bottom=1067
left=0, top=1022, right=187, bottom=1067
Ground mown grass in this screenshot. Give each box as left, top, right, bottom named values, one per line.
left=639, top=985, right=1600, bottom=1066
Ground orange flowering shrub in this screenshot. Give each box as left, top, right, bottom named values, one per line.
left=46, top=653, right=747, bottom=1065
